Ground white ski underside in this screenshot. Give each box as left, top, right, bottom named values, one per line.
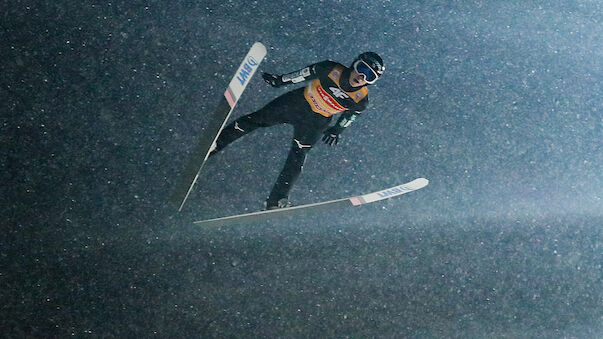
left=174, top=42, right=267, bottom=212
left=194, top=178, right=428, bottom=226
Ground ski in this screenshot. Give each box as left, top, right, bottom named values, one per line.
left=172, top=42, right=267, bottom=212
left=194, top=178, right=429, bottom=227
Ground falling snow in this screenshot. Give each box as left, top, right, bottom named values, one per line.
left=3, top=0, right=601, bottom=337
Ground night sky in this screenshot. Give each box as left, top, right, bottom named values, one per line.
left=3, top=0, right=601, bottom=337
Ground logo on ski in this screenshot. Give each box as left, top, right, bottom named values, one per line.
left=237, top=56, right=260, bottom=86
left=376, top=184, right=414, bottom=198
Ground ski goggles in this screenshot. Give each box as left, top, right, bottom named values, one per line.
left=353, top=59, right=379, bottom=84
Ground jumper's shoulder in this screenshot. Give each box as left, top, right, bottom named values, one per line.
left=313, top=60, right=341, bottom=73
left=318, top=59, right=339, bottom=67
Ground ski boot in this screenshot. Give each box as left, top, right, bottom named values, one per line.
left=265, top=197, right=292, bottom=210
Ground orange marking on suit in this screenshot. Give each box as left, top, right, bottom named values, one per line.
left=304, top=65, right=368, bottom=117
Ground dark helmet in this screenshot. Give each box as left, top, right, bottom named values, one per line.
left=352, top=52, right=385, bottom=84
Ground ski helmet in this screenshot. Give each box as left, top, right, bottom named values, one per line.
left=352, top=52, right=385, bottom=84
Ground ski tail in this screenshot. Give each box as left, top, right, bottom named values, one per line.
left=171, top=42, right=267, bottom=212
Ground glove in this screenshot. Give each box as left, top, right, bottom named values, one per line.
left=322, top=127, right=341, bottom=146
left=262, top=72, right=284, bottom=87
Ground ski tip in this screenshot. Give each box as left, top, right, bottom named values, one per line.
left=252, top=42, right=267, bottom=54
left=410, top=177, right=429, bottom=189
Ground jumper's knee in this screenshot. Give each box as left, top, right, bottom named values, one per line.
left=293, top=138, right=312, bottom=151
left=234, top=118, right=257, bottom=133
left=287, top=138, right=312, bottom=169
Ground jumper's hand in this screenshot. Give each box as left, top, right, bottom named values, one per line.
left=322, top=127, right=341, bottom=146
left=262, top=72, right=283, bottom=87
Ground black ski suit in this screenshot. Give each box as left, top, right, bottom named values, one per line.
left=210, top=60, right=369, bottom=207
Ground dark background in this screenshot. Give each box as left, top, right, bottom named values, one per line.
left=2, top=0, right=601, bottom=337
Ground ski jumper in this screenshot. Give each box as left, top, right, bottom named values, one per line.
left=210, top=60, right=369, bottom=206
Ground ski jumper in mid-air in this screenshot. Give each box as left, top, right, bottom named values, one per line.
left=209, top=52, right=385, bottom=210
